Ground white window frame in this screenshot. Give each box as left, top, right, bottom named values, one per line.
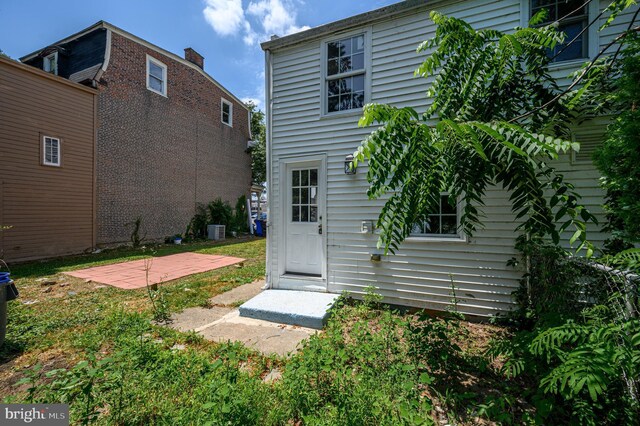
left=521, top=0, right=599, bottom=67
left=320, top=28, right=372, bottom=118
left=221, top=98, right=233, bottom=127
left=42, top=136, right=61, bottom=167
left=43, top=52, right=58, bottom=75
left=146, top=54, right=167, bottom=97
left=407, top=193, right=467, bottom=242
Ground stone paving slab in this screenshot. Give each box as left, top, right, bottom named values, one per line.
left=163, top=282, right=317, bottom=356
left=65, top=253, right=245, bottom=289
left=209, top=280, right=265, bottom=306
left=169, top=306, right=233, bottom=332
left=198, top=310, right=316, bottom=357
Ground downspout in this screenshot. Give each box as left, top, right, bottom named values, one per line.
left=264, top=48, right=273, bottom=290
left=93, top=29, right=111, bottom=82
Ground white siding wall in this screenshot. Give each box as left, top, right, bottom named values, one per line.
left=268, top=0, right=638, bottom=317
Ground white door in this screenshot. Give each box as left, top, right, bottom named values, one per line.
left=285, top=162, right=324, bottom=276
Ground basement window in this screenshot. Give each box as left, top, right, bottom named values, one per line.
left=146, top=55, right=167, bottom=96
left=42, top=136, right=61, bottom=167
left=221, top=99, right=233, bottom=126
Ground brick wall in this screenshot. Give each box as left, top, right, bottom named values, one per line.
left=96, top=32, right=251, bottom=244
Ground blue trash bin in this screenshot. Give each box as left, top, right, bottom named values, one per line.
left=255, top=220, right=266, bottom=237
left=0, top=271, right=19, bottom=348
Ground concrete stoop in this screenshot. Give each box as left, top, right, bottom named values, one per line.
left=239, top=290, right=339, bottom=329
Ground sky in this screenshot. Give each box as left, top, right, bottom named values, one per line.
left=0, top=0, right=399, bottom=109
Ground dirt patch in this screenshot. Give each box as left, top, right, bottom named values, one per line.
left=0, top=348, right=77, bottom=398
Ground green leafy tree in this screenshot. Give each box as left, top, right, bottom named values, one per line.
left=353, top=11, right=595, bottom=254
left=246, top=101, right=266, bottom=184
left=592, top=34, right=640, bottom=247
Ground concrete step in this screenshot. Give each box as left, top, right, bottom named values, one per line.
left=239, top=290, right=339, bottom=329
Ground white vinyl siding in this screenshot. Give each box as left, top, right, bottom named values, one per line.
left=267, top=0, right=637, bottom=317
left=42, top=136, right=61, bottom=166
left=146, top=55, right=167, bottom=96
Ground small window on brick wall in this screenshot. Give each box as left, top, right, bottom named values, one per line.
left=42, top=136, right=61, bottom=167
left=146, top=55, right=167, bottom=96
left=221, top=99, right=233, bottom=126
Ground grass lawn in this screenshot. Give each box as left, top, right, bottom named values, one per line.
left=0, top=237, right=518, bottom=425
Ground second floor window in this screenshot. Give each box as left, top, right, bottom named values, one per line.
left=531, top=0, right=590, bottom=62
left=43, top=52, right=58, bottom=75
left=221, top=99, right=233, bottom=126
left=146, top=55, right=167, bottom=96
left=325, top=34, right=366, bottom=114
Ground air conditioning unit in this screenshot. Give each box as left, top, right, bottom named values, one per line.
left=207, top=225, right=226, bottom=241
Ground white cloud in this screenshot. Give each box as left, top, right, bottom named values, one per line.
left=203, top=0, right=246, bottom=36
left=247, top=0, right=307, bottom=36
left=202, top=0, right=309, bottom=46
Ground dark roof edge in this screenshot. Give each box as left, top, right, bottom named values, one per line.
left=0, top=55, right=98, bottom=94
left=19, top=21, right=106, bottom=62
left=19, top=21, right=249, bottom=111
left=261, top=0, right=430, bottom=51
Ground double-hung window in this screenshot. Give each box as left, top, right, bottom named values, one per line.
left=42, top=136, right=61, bottom=167
left=43, top=52, right=58, bottom=75
left=411, top=193, right=459, bottom=237
left=221, top=99, right=233, bottom=126
left=530, top=0, right=590, bottom=62
left=146, top=55, right=167, bottom=96
left=324, top=34, right=366, bottom=114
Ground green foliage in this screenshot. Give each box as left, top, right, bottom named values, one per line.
left=246, top=101, right=267, bottom=184
left=234, top=195, right=249, bottom=233
left=187, top=198, right=248, bottom=239
left=593, top=34, right=640, bottom=246
left=186, top=203, right=209, bottom=240
left=278, top=297, right=434, bottom=425
left=126, top=216, right=145, bottom=248
left=208, top=198, right=234, bottom=236
left=509, top=236, right=610, bottom=325
left=354, top=12, right=596, bottom=254
left=491, top=246, right=640, bottom=424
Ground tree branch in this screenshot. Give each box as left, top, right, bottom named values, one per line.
left=510, top=26, right=640, bottom=124
left=551, top=1, right=605, bottom=62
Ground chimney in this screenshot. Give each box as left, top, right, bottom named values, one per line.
left=184, top=48, right=204, bottom=69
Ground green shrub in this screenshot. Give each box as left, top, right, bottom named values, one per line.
left=186, top=203, right=208, bottom=240
left=234, top=195, right=249, bottom=233
left=208, top=198, right=234, bottom=236
left=491, top=246, right=640, bottom=424
left=593, top=34, right=640, bottom=247
left=276, top=296, right=434, bottom=425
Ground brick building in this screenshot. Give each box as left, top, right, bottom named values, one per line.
left=21, top=21, right=252, bottom=245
